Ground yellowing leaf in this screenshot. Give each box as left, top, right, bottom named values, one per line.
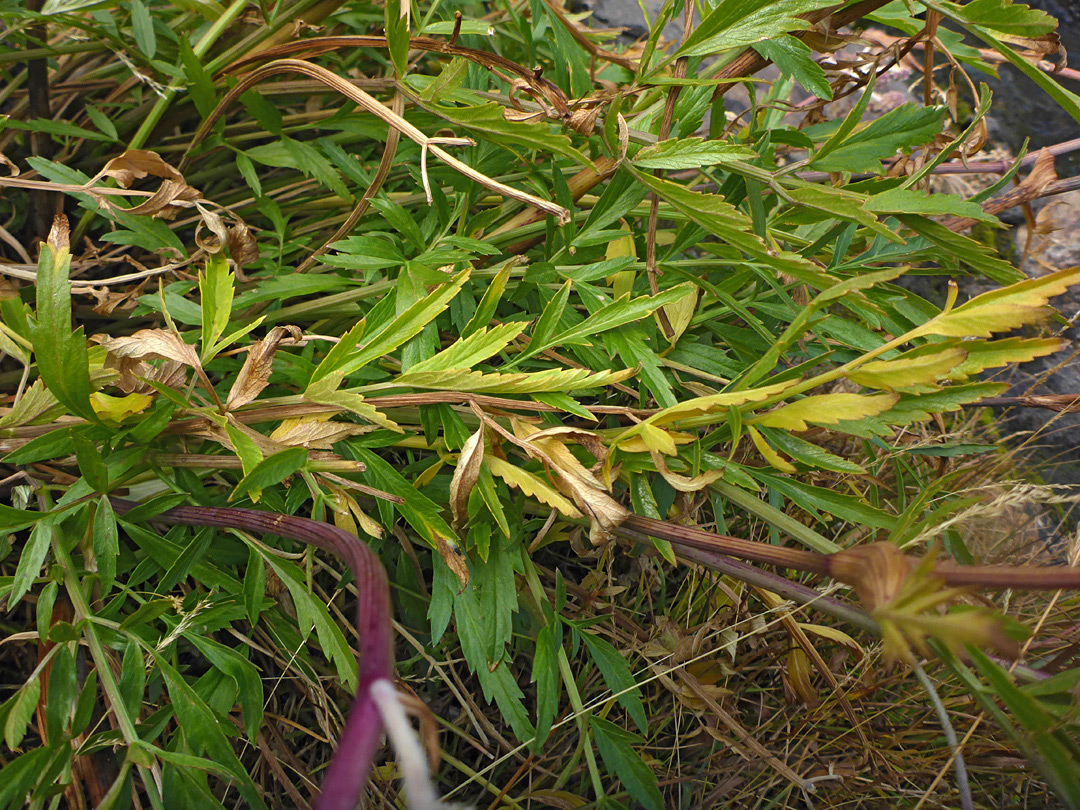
left=393, top=366, right=635, bottom=394
left=613, top=381, right=796, bottom=452
left=90, top=391, right=153, bottom=422
left=909, top=266, right=1080, bottom=339
left=847, top=347, right=967, bottom=392
left=748, top=425, right=797, bottom=473
left=268, top=415, right=371, bottom=449
left=750, top=392, right=899, bottom=432
left=304, top=374, right=401, bottom=431
left=658, top=282, right=698, bottom=345
left=486, top=455, right=582, bottom=519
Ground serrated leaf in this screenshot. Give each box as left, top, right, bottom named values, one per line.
left=633, top=138, right=755, bottom=170
left=671, top=0, right=833, bottom=61
left=750, top=393, right=899, bottom=431
left=941, top=0, right=1058, bottom=37
left=910, top=266, right=1080, bottom=339
left=409, top=323, right=526, bottom=373
left=230, top=446, right=307, bottom=503
left=305, top=375, right=401, bottom=431
left=319, top=268, right=469, bottom=379
left=848, top=347, right=968, bottom=392
left=2, top=676, right=41, bottom=750
left=748, top=425, right=797, bottom=473
left=753, top=35, right=831, bottom=99
left=418, top=101, right=592, bottom=166
left=811, top=104, right=946, bottom=173
left=761, top=427, right=867, bottom=473
left=30, top=217, right=96, bottom=422
left=199, top=253, right=234, bottom=363
left=864, top=186, right=999, bottom=223
left=393, top=366, right=636, bottom=394
left=580, top=632, right=648, bottom=734
left=486, top=456, right=583, bottom=518
left=153, top=655, right=270, bottom=810
left=589, top=716, right=664, bottom=810
left=630, top=169, right=829, bottom=285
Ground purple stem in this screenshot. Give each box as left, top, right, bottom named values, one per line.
left=108, top=497, right=393, bottom=810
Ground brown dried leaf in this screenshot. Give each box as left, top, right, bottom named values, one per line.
left=449, top=423, right=484, bottom=530
left=99, top=149, right=185, bottom=187
left=125, top=179, right=200, bottom=220
left=434, top=532, right=469, bottom=588
left=227, top=325, right=303, bottom=410
left=99, top=328, right=201, bottom=368
left=227, top=219, right=260, bottom=266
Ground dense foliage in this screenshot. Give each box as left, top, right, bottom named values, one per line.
left=3, top=0, right=1080, bottom=807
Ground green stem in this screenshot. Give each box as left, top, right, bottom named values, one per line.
left=127, top=0, right=250, bottom=151
left=51, top=512, right=165, bottom=810
left=521, top=552, right=607, bottom=802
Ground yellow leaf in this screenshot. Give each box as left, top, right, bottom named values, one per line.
left=749, top=392, right=899, bottom=432
left=90, top=391, right=153, bottom=422
left=910, top=265, right=1080, bottom=339
left=847, top=347, right=967, bottom=392
left=748, top=426, right=797, bottom=473
left=487, top=455, right=583, bottom=519
left=658, top=282, right=697, bottom=344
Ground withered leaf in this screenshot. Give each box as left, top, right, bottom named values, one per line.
left=99, top=328, right=201, bottom=368
left=449, top=423, right=484, bottom=530
left=227, top=325, right=303, bottom=410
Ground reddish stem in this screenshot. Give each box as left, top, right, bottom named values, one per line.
left=108, top=498, right=392, bottom=810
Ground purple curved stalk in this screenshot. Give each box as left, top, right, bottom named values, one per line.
left=108, top=497, right=392, bottom=810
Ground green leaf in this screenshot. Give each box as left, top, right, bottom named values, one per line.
left=759, top=427, right=867, bottom=473
left=261, top=553, right=358, bottom=690
left=153, top=654, right=270, bottom=810
left=863, top=186, right=999, bottom=223
left=230, top=446, right=307, bottom=504
left=408, top=323, right=526, bottom=373
left=94, top=496, right=119, bottom=595
left=811, top=104, right=945, bottom=173
left=535, top=286, right=696, bottom=356
left=940, top=0, right=1058, bottom=37
left=130, top=0, right=156, bottom=59
left=316, top=268, right=469, bottom=380
left=753, top=35, right=831, bottom=99
left=30, top=222, right=96, bottom=422
left=589, top=716, right=664, bottom=810
left=199, top=253, right=234, bottom=363
left=909, top=266, right=1080, bottom=339
left=462, top=262, right=513, bottom=339
left=10, top=517, right=54, bottom=607
left=749, top=392, right=899, bottom=431
left=753, top=471, right=897, bottom=529
left=848, top=347, right=969, bottom=392
left=2, top=675, right=41, bottom=750
left=474, top=537, right=518, bottom=660
left=670, top=0, right=831, bottom=61
left=417, top=101, right=592, bottom=166
left=579, top=630, right=648, bottom=734
left=969, top=648, right=1080, bottom=808
left=632, top=138, right=756, bottom=170
left=532, top=622, right=561, bottom=747
left=280, top=136, right=351, bottom=201
left=394, top=366, right=635, bottom=394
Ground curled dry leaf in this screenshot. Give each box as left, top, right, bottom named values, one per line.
left=94, top=149, right=201, bottom=220
left=227, top=325, right=303, bottom=410
left=514, top=418, right=628, bottom=544
left=98, top=328, right=201, bottom=368
left=227, top=219, right=260, bottom=266
left=435, top=531, right=470, bottom=589
left=449, top=423, right=484, bottom=530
